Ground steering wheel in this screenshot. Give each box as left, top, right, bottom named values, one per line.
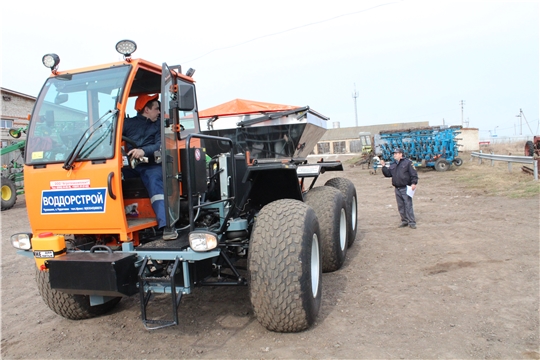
left=122, top=136, right=140, bottom=169
left=122, top=136, right=138, bottom=148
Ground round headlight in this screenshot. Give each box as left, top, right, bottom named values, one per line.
left=189, top=231, right=218, bottom=252
left=115, top=40, right=137, bottom=57
left=42, top=54, right=60, bottom=69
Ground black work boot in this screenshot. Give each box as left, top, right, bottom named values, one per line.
left=162, top=226, right=178, bottom=240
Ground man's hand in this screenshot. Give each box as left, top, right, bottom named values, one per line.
left=411, top=184, right=417, bottom=191
left=380, top=160, right=386, bottom=167
left=128, top=148, right=144, bottom=160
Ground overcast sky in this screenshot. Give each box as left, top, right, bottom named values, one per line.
left=1, top=0, right=538, bottom=138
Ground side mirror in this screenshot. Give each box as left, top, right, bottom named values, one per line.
left=178, top=85, right=194, bottom=111
left=161, top=113, right=170, bottom=128
left=45, top=110, right=55, bottom=127
left=54, top=94, right=68, bottom=105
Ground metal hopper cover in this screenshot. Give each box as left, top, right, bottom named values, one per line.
left=199, top=99, right=328, bottom=161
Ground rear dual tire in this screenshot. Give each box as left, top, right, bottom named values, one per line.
left=304, top=186, right=347, bottom=273
left=325, top=177, right=358, bottom=248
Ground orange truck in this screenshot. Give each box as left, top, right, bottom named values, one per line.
left=11, top=40, right=357, bottom=331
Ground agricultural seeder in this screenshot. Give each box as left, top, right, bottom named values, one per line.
left=376, top=125, right=463, bottom=171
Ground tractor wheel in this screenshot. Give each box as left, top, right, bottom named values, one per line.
left=248, top=199, right=321, bottom=332
left=36, top=269, right=121, bottom=320
left=434, top=158, right=450, bottom=172
left=1, top=176, right=17, bottom=211
left=304, top=186, right=347, bottom=273
left=324, top=177, right=358, bottom=247
left=525, top=141, right=534, bottom=156
left=452, top=157, right=463, bottom=166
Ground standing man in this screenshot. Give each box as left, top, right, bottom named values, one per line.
left=380, top=148, right=418, bottom=229
left=122, top=94, right=178, bottom=240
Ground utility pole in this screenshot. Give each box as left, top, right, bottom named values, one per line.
left=517, top=108, right=534, bottom=135
left=516, top=109, right=522, bottom=135
left=459, top=100, right=465, bottom=127
left=352, top=84, right=359, bottom=127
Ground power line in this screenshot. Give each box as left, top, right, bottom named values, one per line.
left=183, top=1, right=403, bottom=63
left=352, top=84, right=359, bottom=127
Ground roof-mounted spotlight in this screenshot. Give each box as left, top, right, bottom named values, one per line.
left=186, top=68, right=196, bottom=77
left=42, top=54, right=60, bottom=74
left=115, top=40, right=137, bottom=60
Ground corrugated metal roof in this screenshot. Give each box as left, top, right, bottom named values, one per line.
left=1, top=87, right=36, bottom=100
left=199, top=99, right=299, bottom=118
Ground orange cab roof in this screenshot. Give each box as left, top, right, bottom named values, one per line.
left=199, top=99, right=299, bottom=118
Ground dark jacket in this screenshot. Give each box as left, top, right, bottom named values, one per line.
left=122, top=114, right=161, bottom=158
left=382, top=158, right=419, bottom=188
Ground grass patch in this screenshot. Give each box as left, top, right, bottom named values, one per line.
left=477, top=142, right=527, bottom=156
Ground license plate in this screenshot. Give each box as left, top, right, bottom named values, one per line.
left=296, top=165, right=320, bottom=176
left=34, top=250, right=54, bottom=258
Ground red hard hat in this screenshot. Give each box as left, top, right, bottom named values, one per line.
left=134, top=94, right=159, bottom=112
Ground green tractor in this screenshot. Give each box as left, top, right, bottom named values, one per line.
left=358, top=132, right=373, bottom=154
left=1, top=127, right=26, bottom=210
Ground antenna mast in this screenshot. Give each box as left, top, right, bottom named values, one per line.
left=352, top=84, right=359, bottom=127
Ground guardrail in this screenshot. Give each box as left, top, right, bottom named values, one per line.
left=470, top=151, right=538, bottom=181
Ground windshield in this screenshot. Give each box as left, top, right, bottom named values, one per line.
left=26, top=66, right=131, bottom=165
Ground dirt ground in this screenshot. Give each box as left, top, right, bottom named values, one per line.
left=1, top=154, right=539, bottom=359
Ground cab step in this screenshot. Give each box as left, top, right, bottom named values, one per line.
left=138, top=256, right=183, bottom=330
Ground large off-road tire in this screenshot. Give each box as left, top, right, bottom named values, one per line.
left=304, top=186, right=347, bottom=273
left=434, top=158, right=450, bottom=172
left=36, top=269, right=121, bottom=320
left=525, top=141, right=535, bottom=156
left=324, top=177, right=358, bottom=247
left=1, top=176, right=17, bottom=211
left=248, top=199, right=322, bottom=332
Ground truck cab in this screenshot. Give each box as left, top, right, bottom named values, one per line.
left=25, top=48, right=202, bottom=245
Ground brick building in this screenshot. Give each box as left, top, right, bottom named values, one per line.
left=314, top=122, right=479, bottom=154
left=1, top=88, right=36, bottom=166
left=1, top=87, right=35, bottom=145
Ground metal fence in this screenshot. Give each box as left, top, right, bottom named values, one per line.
left=470, top=151, right=538, bottom=181
left=478, top=135, right=533, bottom=144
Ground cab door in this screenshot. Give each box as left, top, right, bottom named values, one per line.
left=160, top=63, right=181, bottom=227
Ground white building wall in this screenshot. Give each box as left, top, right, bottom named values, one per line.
left=457, top=128, right=479, bottom=152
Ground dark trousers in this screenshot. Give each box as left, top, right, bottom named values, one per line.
left=123, top=164, right=166, bottom=229
left=395, top=187, right=416, bottom=225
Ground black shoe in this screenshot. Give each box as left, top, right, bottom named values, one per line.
left=398, top=222, right=408, bottom=228
left=409, top=224, right=416, bottom=229
left=162, top=226, right=178, bottom=240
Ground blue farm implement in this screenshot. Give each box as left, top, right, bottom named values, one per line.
left=376, top=125, right=463, bottom=172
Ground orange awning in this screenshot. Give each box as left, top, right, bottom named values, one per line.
left=199, top=99, right=299, bottom=118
